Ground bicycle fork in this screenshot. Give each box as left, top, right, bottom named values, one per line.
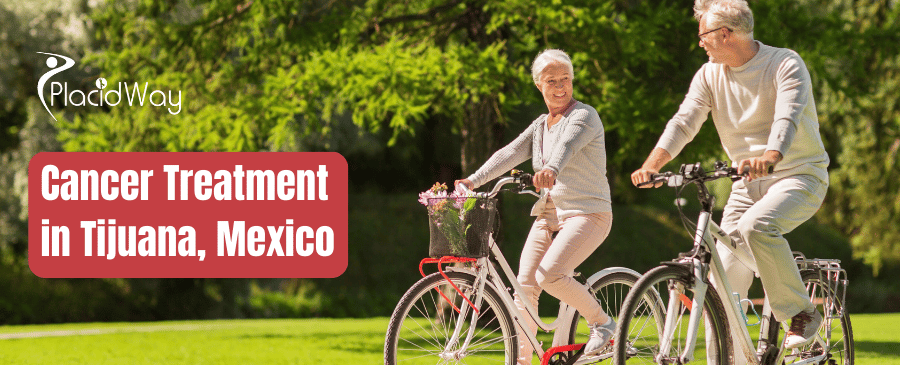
left=663, top=210, right=761, bottom=364
left=658, top=259, right=708, bottom=363
left=442, top=260, right=491, bottom=360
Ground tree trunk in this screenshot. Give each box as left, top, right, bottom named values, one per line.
left=460, top=96, right=502, bottom=176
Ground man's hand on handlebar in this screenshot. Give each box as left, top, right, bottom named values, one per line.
left=631, top=167, right=664, bottom=188
left=533, top=168, right=557, bottom=189
left=737, top=150, right=782, bottom=181
left=632, top=148, right=672, bottom=188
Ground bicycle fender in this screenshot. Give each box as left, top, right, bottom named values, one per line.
left=550, top=267, right=644, bottom=348
left=584, top=266, right=643, bottom=285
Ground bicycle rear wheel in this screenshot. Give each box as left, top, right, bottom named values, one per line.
left=612, top=264, right=731, bottom=364
left=384, top=271, right=518, bottom=364
left=566, top=272, right=644, bottom=361
left=782, top=270, right=854, bottom=364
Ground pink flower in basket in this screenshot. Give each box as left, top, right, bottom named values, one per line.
left=418, top=182, right=478, bottom=256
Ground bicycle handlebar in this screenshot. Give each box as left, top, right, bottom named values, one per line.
left=456, top=182, right=476, bottom=195
left=480, top=170, right=538, bottom=197
left=637, top=161, right=751, bottom=188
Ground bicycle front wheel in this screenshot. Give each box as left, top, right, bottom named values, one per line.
left=784, top=270, right=854, bottom=364
left=612, top=264, right=732, bottom=364
left=384, top=271, right=518, bottom=364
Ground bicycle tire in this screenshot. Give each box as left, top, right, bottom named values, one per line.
left=384, top=271, right=518, bottom=364
left=782, top=270, right=854, bottom=365
left=562, top=272, right=644, bottom=361
left=612, top=264, right=732, bottom=364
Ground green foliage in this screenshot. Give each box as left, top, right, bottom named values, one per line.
left=62, top=0, right=715, bottom=164
left=246, top=280, right=326, bottom=318
left=0, top=100, right=62, bottom=256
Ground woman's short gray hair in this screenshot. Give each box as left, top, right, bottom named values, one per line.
left=531, top=49, right=574, bottom=85
left=694, top=0, right=754, bottom=38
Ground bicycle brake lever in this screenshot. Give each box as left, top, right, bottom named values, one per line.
left=518, top=189, right=540, bottom=198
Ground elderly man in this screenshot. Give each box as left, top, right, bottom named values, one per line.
left=630, top=0, right=830, bottom=359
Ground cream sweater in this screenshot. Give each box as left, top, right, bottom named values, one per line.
left=467, top=101, right=612, bottom=219
left=656, top=41, right=829, bottom=183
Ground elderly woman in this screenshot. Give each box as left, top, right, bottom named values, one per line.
left=455, top=49, right=614, bottom=363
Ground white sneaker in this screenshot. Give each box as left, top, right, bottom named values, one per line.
left=584, top=317, right=616, bottom=356
left=784, top=308, right=822, bottom=349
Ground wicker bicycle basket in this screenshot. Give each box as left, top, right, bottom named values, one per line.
left=426, top=196, right=498, bottom=258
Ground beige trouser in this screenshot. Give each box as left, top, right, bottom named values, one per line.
left=514, top=199, right=613, bottom=364
left=708, top=174, right=827, bottom=364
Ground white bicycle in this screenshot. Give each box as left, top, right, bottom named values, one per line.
left=612, top=162, right=853, bottom=364
left=384, top=170, right=659, bottom=365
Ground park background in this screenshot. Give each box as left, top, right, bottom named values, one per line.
left=0, top=0, right=898, bottom=357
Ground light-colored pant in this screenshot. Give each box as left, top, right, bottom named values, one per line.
left=514, top=199, right=613, bottom=364
left=708, top=174, right=827, bottom=364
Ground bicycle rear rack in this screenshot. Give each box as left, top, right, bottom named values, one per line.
left=419, top=256, right=479, bottom=313
left=793, top=252, right=849, bottom=318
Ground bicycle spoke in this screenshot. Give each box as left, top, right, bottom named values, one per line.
left=386, top=272, right=516, bottom=364
left=783, top=270, right=853, bottom=364
left=613, top=266, right=730, bottom=364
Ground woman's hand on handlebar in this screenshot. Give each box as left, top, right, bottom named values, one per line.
left=454, top=178, right=475, bottom=193
left=533, top=168, right=557, bottom=189
left=631, top=167, right=664, bottom=188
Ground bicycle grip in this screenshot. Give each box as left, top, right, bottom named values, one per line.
left=636, top=173, right=667, bottom=188
left=731, top=165, right=775, bottom=181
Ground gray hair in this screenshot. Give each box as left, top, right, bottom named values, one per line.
left=694, top=0, right=754, bottom=38
left=531, top=49, right=574, bottom=85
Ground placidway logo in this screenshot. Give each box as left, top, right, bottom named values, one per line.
left=37, top=52, right=182, bottom=121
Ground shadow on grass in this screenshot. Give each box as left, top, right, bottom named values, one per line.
left=855, top=341, right=900, bottom=358
left=234, top=332, right=384, bottom=354
left=236, top=329, right=510, bottom=358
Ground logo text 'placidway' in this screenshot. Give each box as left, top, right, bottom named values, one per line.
left=36, top=52, right=182, bottom=120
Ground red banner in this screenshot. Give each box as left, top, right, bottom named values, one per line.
left=28, top=152, right=347, bottom=278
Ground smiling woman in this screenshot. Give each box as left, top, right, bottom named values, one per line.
left=535, top=63, right=575, bottom=127
left=454, top=49, right=616, bottom=363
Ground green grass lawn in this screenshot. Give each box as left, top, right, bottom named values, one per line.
left=0, top=314, right=897, bottom=364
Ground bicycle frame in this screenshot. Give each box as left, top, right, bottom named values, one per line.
left=438, top=177, right=641, bottom=364
left=672, top=210, right=835, bottom=365
left=676, top=210, right=760, bottom=364
left=440, top=234, right=641, bottom=364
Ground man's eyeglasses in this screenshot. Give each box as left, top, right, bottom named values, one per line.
left=698, top=26, right=731, bottom=39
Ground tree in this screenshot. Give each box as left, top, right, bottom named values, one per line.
left=0, top=0, right=95, bottom=256
left=62, top=0, right=712, bottom=177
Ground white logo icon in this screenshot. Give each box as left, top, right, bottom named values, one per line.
left=37, top=52, right=75, bottom=122
left=96, top=78, right=108, bottom=89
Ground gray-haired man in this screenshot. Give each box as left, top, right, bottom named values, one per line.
left=631, top=0, right=829, bottom=361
